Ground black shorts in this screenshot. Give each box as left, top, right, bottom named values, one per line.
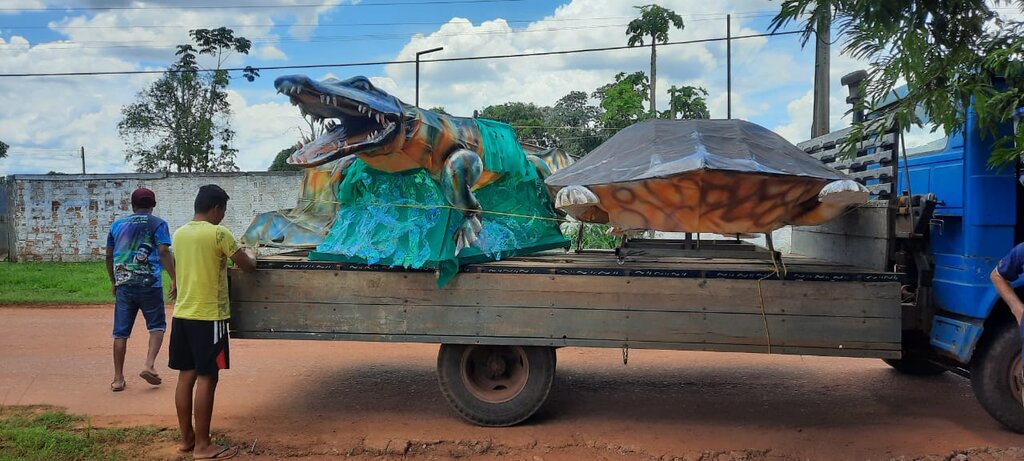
left=168, top=317, right=230, bottom=375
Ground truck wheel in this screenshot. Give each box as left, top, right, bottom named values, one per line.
left=970, top=322, right=1024, bottom=433
left=436, top=344, right=556, bottom=427
left=882, top=358, right=948, bottom=376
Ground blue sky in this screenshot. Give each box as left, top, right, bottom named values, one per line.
left=0, top=0, right=868, bottom=175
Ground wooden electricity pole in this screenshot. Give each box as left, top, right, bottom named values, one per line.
left=811, top=12, right=831, bottom=137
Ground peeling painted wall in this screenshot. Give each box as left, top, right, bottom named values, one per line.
left=4, top=172, right=303, bottom=262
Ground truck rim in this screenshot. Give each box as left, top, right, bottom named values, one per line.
left=1012, top=352, right=1023, bottom=405
left=460, top=345, right=530, bottom=404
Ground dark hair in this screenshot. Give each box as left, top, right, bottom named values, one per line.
left=132, top=197, right=155, bottom=209
left=194, top=184, right=230, bottom=213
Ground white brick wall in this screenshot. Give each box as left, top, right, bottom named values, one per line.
left=4, top=172, right=303, bottom=261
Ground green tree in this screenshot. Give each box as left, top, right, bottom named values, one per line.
left=663, top=85, right=710, bottom=120
left=771, top=0, right=1024, bottom=165
left=118, top=27, right=259, bottom=172
left=547, top=91, right=605, bottom=156
left=626, top=4, right=685, bottom=114
left=592, top=71, right=651, bottom=130
left=479, top=102, right=553, bottom=146
left=0, top=140, right=7, bottom=159
left=428, top=106, right=451, bottom=116
left=268, top=147, right=301, bottom=172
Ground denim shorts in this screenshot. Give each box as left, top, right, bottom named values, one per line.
left=112, top=285, right=166, bottom=339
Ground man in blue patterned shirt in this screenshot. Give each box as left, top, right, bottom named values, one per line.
left=992, top=243, right=1024, bottom=328
left=991, top=242, right=1024, bottom=407
left=105, top=187, right=176, bottom=392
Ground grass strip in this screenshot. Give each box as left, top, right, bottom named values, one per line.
left=0, top=406, right=171, bottom=461
left=0, top=262, right=171, bottom=305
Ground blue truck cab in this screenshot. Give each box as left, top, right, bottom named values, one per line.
left=801, top=71, right=1023, bottom=432
left=903, top=107, right=1018, bottom=363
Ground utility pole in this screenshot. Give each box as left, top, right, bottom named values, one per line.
left=811, top=12, right=831, bottom=137
left=415, top=46, right=444, bottom=107
left=80, top=146, right=85, bottom=174
left=726, top=14, right=732, bottom=120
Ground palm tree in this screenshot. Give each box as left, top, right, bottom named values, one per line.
left=626, top=4, right=684, bottom=114
left=0, top=140, right=8, bottom=159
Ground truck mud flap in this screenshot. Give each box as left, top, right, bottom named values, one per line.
left=930, top=315, right=984, bottom=363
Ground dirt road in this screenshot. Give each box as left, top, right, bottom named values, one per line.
left=2, top=306, right=1022, bottom=460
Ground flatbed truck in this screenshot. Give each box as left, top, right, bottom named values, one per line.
left=229, top=74, right=1024, bottom=430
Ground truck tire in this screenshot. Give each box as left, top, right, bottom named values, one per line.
left=882, top=358, right=948, bottom=376
left=437, top=344, right=556, bottom=427
left=970, top=322, right=1024, bottom=433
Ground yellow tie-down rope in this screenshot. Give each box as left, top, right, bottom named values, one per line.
left=756, top=250, right=789, bottom=355
left=294, top=198, right=571, bottom=223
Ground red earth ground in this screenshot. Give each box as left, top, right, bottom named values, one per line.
left=1, top=306, right=1023, bottom=461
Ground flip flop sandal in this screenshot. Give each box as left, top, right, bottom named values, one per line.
left=194, top=446, right=238, bottom=460
left=139, top=370, right=162, bottom=385
left=110, top=382, right=125, bottom=392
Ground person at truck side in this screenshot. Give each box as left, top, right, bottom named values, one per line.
left=990, top=242, right=1024, bottom=390
left=105, top=187, right=176, bottom=393
left=169, top=184, right=256, bottom=460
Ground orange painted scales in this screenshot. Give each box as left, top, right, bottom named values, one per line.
left=545, top=119, right=869, bottom=235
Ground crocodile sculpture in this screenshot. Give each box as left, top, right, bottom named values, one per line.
left=243, top=74, right=572, bottom=285
left=271, top=74, right=573, bottom=252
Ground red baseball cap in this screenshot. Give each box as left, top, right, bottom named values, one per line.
left=131, top=187, right=156, bottom=208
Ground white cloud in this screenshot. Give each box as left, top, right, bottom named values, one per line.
left=1, top=0, right=880, bottom=176
left=773, top=89, right=814, bottom=142
left=286, top=0, right=344, bottom=40
left=48, top=9, right=278, bottom=64
left=257, top=44, right=287, bottom=61
left=0, top=34, right=159, bottom=175
left=0, top=0, right=45, bottom=15
left=376, top=0, right=805, bottom=121
left=0, top=0, right=354, bottom=174
left=227, top=90, right=310, bottom=171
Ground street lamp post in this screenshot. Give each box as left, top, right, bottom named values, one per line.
left=415, top=46, right=443, bottom=107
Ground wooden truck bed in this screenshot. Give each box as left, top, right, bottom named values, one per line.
left=228, top=249, right=903, bottom=359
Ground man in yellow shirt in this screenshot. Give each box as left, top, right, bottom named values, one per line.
left=169, top=184, right=256, bottom=460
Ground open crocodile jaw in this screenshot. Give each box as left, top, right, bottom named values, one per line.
left=280, top=85, right=401, bottom=164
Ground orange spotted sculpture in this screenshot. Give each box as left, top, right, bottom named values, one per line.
left=545, top=119, right=869, bottom=234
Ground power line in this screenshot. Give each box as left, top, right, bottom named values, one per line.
left=0, top=16, right=785, bottom=51
left=512, top=125, right=620, bottom=131
left=0, top=10, right=788, bottom=52
left=0, top=10, right=781, bottom=30
left=0, top=22, right=635, bottom=49
left=0, top=15, right=630, bottom=30
left=0, top=30, right=804, bottom=77
left=0, top=0, right=525, bottom=12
